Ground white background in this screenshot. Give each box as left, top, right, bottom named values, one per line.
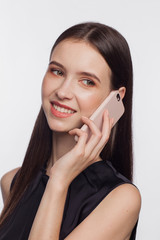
left=0, top=0, right=160, bottom=239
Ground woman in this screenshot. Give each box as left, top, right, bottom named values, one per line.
left=0, top=22, right=141, bottom=239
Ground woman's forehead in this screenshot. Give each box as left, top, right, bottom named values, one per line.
left=50, top=39, right=111, bottom=78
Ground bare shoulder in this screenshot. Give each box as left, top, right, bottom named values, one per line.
left=100, top=183, right=141, bottom=237
left=0, top=167, right=20, bottom=204
left=108, top=183, right=141, bottom=211
left=103, top=183, right=141, bottom=220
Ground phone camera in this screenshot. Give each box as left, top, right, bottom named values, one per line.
left=116, top=93, right=120, bottom=101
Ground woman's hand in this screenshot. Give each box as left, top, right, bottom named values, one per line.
left=50, top=110, right=113, bottom=188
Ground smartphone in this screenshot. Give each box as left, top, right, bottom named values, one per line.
left=74, top=90, right=125, bottom=141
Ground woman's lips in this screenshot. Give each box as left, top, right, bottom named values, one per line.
left=51, top=101, right=76, bottom=111
left=50, top=101, right=76, bottom=118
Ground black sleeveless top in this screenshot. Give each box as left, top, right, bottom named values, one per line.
left=0, top=160, right=138, bottom=239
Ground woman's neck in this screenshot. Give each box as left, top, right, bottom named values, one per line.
left=46, top=132, right=76, bottom=176
left=52, top=131, right=76, bottom=164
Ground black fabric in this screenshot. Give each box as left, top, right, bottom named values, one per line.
left=0, top=160, right=138, bottom=239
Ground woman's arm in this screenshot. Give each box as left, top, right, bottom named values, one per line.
left=29, top=111, right=112, bottom=240
left=28, top=112, right=141, bottom=240
left=28, top=175, right=69, bottom=240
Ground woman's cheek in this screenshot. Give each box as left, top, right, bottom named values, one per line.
left=41, top=77, right=48, bottom=95
left=78, top=94, right=104, bottom=118
left=41, top=77, right=53, bottom=97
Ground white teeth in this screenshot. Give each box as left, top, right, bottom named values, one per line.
left=53, top=104, right=74, bottom=114
left=54, top=105, right=58, bottom=110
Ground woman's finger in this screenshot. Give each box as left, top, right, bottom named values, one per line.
left=80, top=116, right=104, bottom=158
left=69, top=128, right=88, bottom=156
left=101, top=109, right=114, bottom=141
left=81, top=116, right=102, bottom=137
left=89, top=110, right=113, bottom=158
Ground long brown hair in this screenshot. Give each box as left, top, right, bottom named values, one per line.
left=0, top=22, right=133, bottom=226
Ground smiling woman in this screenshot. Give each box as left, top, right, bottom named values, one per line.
left=0, top=22, right=141, bottom=240
left=42, top=40, right=111, bottom=132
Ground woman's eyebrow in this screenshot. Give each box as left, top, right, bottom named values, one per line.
left=49, top=61, right=65, bottom=70
left=78, top=72, right=101, bottom=82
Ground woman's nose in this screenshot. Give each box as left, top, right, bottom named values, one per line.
left=55, top=78, right=74, bottom=100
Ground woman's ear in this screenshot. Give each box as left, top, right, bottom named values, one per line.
left=119, top=87, right=126, bottom=100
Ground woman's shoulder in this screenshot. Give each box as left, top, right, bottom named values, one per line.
left=100, top=183, right=141, bottom=237
left=105, top=183, right=141, bottom=212
left=0, top=167, right=20, bottom=204
left=87, top=183, right=141, bottom=239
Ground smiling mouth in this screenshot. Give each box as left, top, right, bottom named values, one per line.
left=50, top=101, right=76, bottom=118
left=52, top=103, right=75, bottom=114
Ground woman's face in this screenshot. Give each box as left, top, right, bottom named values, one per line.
left=42, top=39, right=112, bottom=132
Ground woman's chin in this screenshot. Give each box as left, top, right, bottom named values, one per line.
left=48, top=119, right=83, bottom=133
left=48, top=123, right=73, bottom=133
left=49, top=126, right=68, bottom=133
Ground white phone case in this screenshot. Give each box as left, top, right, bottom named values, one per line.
left=75, top=90, right=125, bottom=141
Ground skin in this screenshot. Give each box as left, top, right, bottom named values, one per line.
left=1, top=39, right=141, bottom=240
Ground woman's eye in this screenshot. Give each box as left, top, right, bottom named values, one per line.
left=51, top=69, right=63, bottom=76
left=82, top=79, right=95, bottom=86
